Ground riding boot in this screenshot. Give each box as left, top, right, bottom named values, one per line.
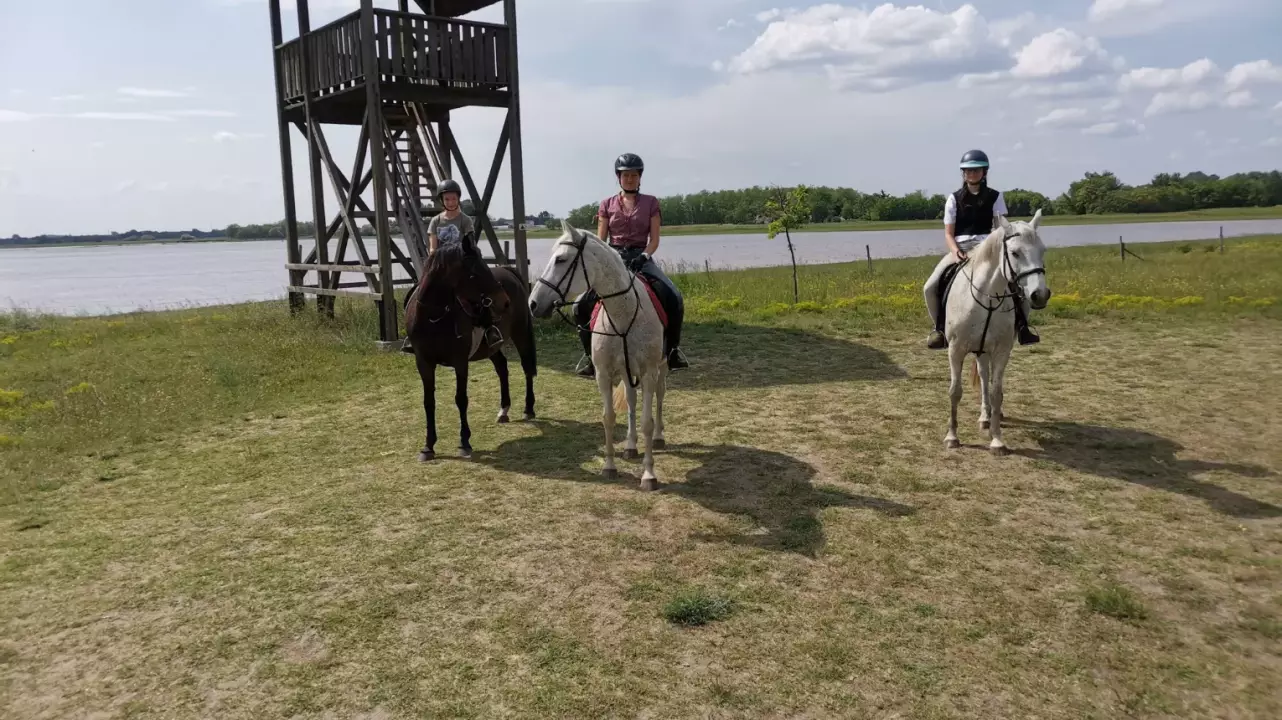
left=574, top=294, right=596, bottom=378
left=576, top=326, right=595, bottom=377
left=665, top=298, right=688, bottom=370
left=1014, top=299, right=1041, bottom=345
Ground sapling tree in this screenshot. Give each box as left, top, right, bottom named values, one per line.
left=763, top=184, right=812, bottom=304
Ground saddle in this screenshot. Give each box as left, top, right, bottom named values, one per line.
left=936, top=259, right=967, bottom=329
left=590, top=273, right=669, bottom=331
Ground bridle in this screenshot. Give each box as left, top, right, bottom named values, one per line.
left=411, top=241, right=500, bottom=338
left=536, top=234, right=645, bottom=388
left=957, top=225, right=1046, bottom=355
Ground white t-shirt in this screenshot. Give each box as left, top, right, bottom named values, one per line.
left=943, top=190, right=1008, bottom=228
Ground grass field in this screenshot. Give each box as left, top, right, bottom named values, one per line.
left=2, top=235, right=1281, bottom=718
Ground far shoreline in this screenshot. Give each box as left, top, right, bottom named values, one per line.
left=4, top=206, right=1281, bottom=250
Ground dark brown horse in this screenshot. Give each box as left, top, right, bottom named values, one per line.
left=404, top=236, right=538, bottom=460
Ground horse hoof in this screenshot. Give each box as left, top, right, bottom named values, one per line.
left=640, top=477, right=659, bottom=492
left=497, top=414, right=510, bottom=424
left=418, top=450, right=435, bottom=462
left=990, top=445, right=1010, bottom=457
left=945, top=439, right=961, bottom=450
left=460, top=448, right=473, bottom=460
left=603, top=468, right=618, bottom=480
left=652, top=439, right=666, bottom=451
left=623, top=448, right=638, bottom=460
left=523, top=411, right=536, bottom=421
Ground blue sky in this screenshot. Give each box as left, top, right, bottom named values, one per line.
left=2, top=0, right=1281, bottom=236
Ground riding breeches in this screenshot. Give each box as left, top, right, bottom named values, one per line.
left=573, top=257, right=685, bottom=352
left=923, top=235, right=984, bottom=325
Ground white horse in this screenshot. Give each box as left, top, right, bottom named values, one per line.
left=528, top=220, right=668, bottom=490
left=942, top=210, right=1051, bottom=455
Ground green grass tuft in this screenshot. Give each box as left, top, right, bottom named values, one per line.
left=662, top=588, right=736, bottom=626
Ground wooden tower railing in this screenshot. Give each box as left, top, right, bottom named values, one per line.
left=268, top=0, right=527, bottom=347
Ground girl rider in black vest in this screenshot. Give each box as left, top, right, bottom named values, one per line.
left=922, top=149, right=1040, bottom=349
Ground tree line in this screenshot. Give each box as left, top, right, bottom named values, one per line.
left=565, top=169, right=1282, bottom=228
left=4, top=169, right=1279, bottom=246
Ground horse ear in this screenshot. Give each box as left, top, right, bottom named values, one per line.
left=1031, top=208, right=1043, bottom=229
left=561, top=219, right=580, bottom=241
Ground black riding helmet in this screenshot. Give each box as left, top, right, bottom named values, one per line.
left=436, top=178, right=462, bottom=199
left=614, top=153, right=644, bottom=176
left=958, top=149, right=990, bottom=170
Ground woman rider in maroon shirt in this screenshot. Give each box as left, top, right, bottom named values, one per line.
left=571, top=153, right=688, bottom=377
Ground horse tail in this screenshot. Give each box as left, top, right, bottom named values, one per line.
left=613, top=382, right=627, bottom=413
left=970, top=355, right=980, bottom=388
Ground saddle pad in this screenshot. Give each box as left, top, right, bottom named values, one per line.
left=590, top=275, right=668, bottom=331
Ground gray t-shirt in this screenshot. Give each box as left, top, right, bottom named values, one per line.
left=428, top=212, right=475, bottom=246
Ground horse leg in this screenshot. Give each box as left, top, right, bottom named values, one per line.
left=639, top=375, right=659, bottom=491
left=623, top=381, right=639, bottom=460
left=419, top=359, right=439, bottom=461
left=652, top=369, right=667, bottom=451
left=491, top=350, right=511, bottom=424
left=517, top=320, right=537, bottom=420
left=598, top=372, right=618, bottom=479
left=988, top=350, right=1012, bottom=456
left=945, top=344, right=965, bottom=449
left=976, top=353, right=993, bottom=431
left=455, top=362, right=472, bottom=459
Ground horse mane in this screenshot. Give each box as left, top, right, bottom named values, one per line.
left=967, top=228, right=1002, bottom=267
left=421, top=241, right=466, bottom=285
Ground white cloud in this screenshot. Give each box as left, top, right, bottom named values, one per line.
left=1034, top=107, right=1092, bottom=128
left=1102, top=98, right=1124, bottom=112
left=1010, top=29, right=1121, bottom=80
left=1118, top=58, right=1219, bottom=92
left=723, top=3, right=1012, bottom=91
left=1082, top=119, right=1144, bottom=136
left=212, top=131, right=264, bottom=142
left=1088, top=0, right=1165, bottom=23
left=1010, top=76, right=1116, bottom=99
left=1225, top=60, right=1282, bottom=90
left=165, top=109, right=238, bottom=118
left=1222, top=90, right=1256, bottom=109
left=717, top=18, right=740, bottom=31
left=1144, top=91, right=1215, bottom=117
left=1263, top=137, right=1282, bottom=147
left=50, top=94, right=86, bottom=102
left=754, top=9, right=782, bottom=23
left=73, top=112, right=177, bottom=122
left=0, top=109, right=36, bottom=122
left=118, top=87, right=194, bottom=99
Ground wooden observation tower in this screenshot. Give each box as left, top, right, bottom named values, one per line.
left=267, top=0, right=528, bottom=345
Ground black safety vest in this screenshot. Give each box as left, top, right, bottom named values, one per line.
left=953, top=186, right=1000, bottom=237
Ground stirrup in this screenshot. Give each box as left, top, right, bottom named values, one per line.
left=574, top=354, right=595, bottom=377
left=400, top=338, right=414, bottom=354
left=926, top=330, right=948, bottom=349
left=667, top=347, right=689, bottom=370
left=483, top=325, right=504, bottom=348
left=1018, top=326, right=1041, bottom=345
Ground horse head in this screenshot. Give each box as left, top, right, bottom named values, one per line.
left=420, top=234, right=510, bottom=318
left=996, top=209, right=1051, bottom=309
left=529, top=219, right=608, bottom=318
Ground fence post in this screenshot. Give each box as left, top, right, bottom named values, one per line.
left=1219, top=225, right=1224, bottom=254
left=1119, top=235, right=1125, bottom=262
left=865, top=244, right=873, bottom=273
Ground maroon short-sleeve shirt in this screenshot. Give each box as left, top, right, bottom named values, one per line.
left=598, top=193, right=661, bottom=249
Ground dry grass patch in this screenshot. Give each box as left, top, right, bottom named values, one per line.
left=3, top=247, right=1282, bottom=718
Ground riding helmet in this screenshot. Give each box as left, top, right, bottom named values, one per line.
left=958, top=149, right=990, bottom=169
left=436, top=178, right=462, bottom=199
left=614, top=153, right=645, bottom=176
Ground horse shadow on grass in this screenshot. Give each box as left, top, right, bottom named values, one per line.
left=473, top=417, right=914, bottom=556
left=1007, top=419, right=1280, bottom=519
left=533, top=317, right=907, bottom=389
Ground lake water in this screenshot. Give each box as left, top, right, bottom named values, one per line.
left=3, top=219, right=1279, bottom=316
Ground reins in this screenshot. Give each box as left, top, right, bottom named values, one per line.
left=410, top=242, right=498, bottom=340
left=954, top=228, right=1046, bottom=356
left=536, top=236, right=646, bottom=388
